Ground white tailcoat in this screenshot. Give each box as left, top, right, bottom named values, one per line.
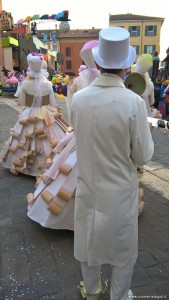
left=71, top=73, right=154, bottom=268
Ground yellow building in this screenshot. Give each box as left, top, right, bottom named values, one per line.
left=109, top=13, right=164, bottom=60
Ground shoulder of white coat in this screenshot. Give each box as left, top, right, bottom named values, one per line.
left=124, top=87, right=144, bottom=103
left=71, top=87, right=86, bottom=106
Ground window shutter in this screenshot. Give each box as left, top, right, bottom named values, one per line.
left=154, top=25, right=157, bottom=36
left=128, top=26, right=131, bottom=35
left=137, top=26, right=140, bottom=36
left=145, top=26, right=148, bottom=36
left=144, top=45, right=147, bottom=53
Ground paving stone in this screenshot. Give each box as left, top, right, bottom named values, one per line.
left=160, top=261, right=169, bottom=274
left=2, top=249, right=30, bottom=287
left=145, top=264, right=169, bottom=283
left=137, top=250, right=157, bottom=268
left=138, top=220, right=169, bottom=250
left=0, top=289, right=6, bottom=300
left=0, top=198, right=10, bottom=212
left=36, top=278, right=61, bottom=297
left=27, top=253, right=59, bottom=283
left=156, top=281, right=169, bottom=297
left=1, top=225, right=24, bottom=251
left=138, top=237, right=149, bottom=251
left=133, top=284, right=160, bottom=298
left=144, top=210, right=169, bottom=231
left=147, top=200, right=169, bottom=217
left=62, top=291, right=82, bottom=300
left=0, top=218, right=11, bottom=226
left=12, top=208, right=30, bottom=224
left=151, top=248, right=169, bottom=262
left=0, top=187, right=11, bottom=199
left=40, top=294, right=65, bottom=300
left=60, top=270, right=82, bottom=293
left=53, top=249, right=80, bottom=275
left=131, top=268, right=151, bottom=287
left=46, top=229, right=74, bottom=243
left=3, top=282, right=39, bottom=299
left=159, top=228, right=169, bottom=240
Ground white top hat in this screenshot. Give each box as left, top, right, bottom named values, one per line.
left=27, top=52, right=43, bottom=73
left=80, top=40, right=99, bottom=68
left=92, top=27, right=136, bottom=69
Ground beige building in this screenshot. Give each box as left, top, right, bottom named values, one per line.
left=109, top=13, right=164, bottom=60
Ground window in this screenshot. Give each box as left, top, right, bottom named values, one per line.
left=144, top=45, right=156, bottom=54
left=66, top=47, right=71, bottom=57
left=132, top=45, right=139, bottom=55
left=66, top=60, right=72, bottom=69
left=128, top=26, right=140, bottom=37
left=145, top=25, right=157, bottom=36
left=53, top=44, right=57, bottom=51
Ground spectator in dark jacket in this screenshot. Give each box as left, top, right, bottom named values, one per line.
left=162, top=48, right=169, bottom=79
left=152, top=50, right=160, bottom=82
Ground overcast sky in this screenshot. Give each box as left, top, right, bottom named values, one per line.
left=3, top=0, right=168, bottom=58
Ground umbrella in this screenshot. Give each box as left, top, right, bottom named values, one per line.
left=55, top=12, right=64, bottom=20
left=40, top=14, right=49, bottom=20
left=49, top=14, right=56, bottom=19
left=23, top=16, right=32, bottom=23
left=16, top=19, right=24, bottom=24
left=31, top=14, right=40, bottom=20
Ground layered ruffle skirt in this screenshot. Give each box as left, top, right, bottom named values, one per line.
left=0, top=105, right=72, bottom=177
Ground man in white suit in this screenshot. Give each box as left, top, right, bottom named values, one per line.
left=71, top=27, right=154, bottom=300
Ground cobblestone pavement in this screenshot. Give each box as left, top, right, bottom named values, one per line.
left=0, top=96, right=169, bottom=300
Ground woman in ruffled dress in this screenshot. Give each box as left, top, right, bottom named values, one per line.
left=26, top=41, right=100, bottom=229
left=0, top=52, right=71, bottom=177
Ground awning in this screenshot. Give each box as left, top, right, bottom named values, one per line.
left=48, top=50, right=57, bottom=57
left=2, top=37, right=18, bottom=47
left=33, top=36, right=47, bottom=50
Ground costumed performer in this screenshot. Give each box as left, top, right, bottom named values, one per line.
left=14, top=71, right=25, bottom=99
left=0, top=52, right=71, bottom=177
left=26, top=41, right=100, bottom=229
left=66, top=40, right=100, bottom=125
left=26, top=41, right=150, bottom=230
left=131, top=56, right=155, bottom=210
left=71, top=26, right=154, bottom=300
left=66, top=64, right=87, bottom=124
left=136, top=54, right=155, bottom=177
left=135, top=54, right=155, bottom=117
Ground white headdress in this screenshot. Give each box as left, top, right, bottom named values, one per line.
left=26, top=52, right=45, bottom=107
left=79, top=40, right=100, bottom=88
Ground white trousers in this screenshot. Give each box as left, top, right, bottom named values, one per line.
left=81, top=262, right=133, bottom=300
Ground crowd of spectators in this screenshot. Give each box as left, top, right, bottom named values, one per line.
left=150, top=48, right=169, bottom=118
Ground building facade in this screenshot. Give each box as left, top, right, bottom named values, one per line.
left=0, top=12, right=165, bottom=77
left=58, top=28, right=100, bottom=76
left=109, top=13, right=164, bottom=60
left=55, top=14, right=164, bottom=76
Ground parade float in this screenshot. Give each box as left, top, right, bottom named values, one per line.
left=0, top=10, right=71, bottom=95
